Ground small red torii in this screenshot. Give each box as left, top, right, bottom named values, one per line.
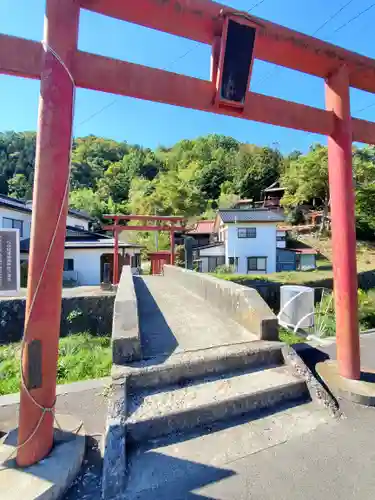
left=102, top=214, right=185, bottom=284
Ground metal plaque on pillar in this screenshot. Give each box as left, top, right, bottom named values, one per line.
left=0, top=229, right=20, bottom=296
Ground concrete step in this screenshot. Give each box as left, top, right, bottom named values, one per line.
left=125, top=401, right=331, bottom=499
left=113, top=340, right=284, bottom=391
left=126, top=365, right=308, bottom=443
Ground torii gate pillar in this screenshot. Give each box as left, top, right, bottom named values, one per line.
left=17, top=0, right=79, bottom=467
left=326, top=65, right=360, bottom=380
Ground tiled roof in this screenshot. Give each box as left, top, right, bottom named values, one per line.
left=187, top=220, right=215, bottom=234
left=20, top=237, right=142, bottom=252
left=218, top=209, right=284, bottom=223
left=0, top=194, right=31, bottom=213
left=0, top=194, right=92, bottom=220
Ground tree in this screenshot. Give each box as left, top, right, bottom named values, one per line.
left=234, top=146, right=282, bottom=201
left=218, top=181, right=239, bottom=209
left=7, top=173, right=32, bottom=200
left=71, top=136, right=128, bottom=189
left=281, top=144, right=329, bottom=230
left=353, top=145, right=375, bottom=239
left=0, top=131, right=36, bottom=195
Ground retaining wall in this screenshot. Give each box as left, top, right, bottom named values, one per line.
left=0, top=292, right=115, bottom=344
left=232, top=268, right=375, bottom=312
left=163, top=265, right=278, bottom=341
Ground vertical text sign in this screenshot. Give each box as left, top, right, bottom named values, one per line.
left=0, top=229, right=20, bottom=296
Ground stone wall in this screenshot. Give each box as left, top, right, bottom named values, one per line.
left=0, top=293, right=115, bottom=344
left=231, top=269, right=375, bottom=312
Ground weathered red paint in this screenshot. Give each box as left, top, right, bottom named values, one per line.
left=149, top=251, right=172, bottom=275
left=113, top=224, right=119, bottom=285
left=17, top=0, right=80, bottom=467
left=325, top=65, right=360, bottom=380
left=0, top=34, right=42, bottom=79
left=103, top=225, right=185, bottom=232
left=79, top=0, right=375, bottom=94
left=170, top=231, right=175, bottom=266
left=73, top=51, right=334, bottom=136
left=103, top=215, right=184, bottom=222
left=3, top=35, right=375, bottom=144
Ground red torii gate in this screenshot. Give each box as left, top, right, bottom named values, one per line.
left=1, top=0, right=375, bottom=466
left=102, top=214, right=185, bottom=284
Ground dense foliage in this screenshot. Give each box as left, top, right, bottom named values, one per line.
left=2, top=131, right=375, bottom=245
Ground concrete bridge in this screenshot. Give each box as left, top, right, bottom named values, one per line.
left=102, top=266, right=335, bottom=499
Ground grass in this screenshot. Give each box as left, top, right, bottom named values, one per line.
left=279, top=328, right=306, bottom=346
left=211, top=259, right=335, bottom=286
left=212, top=237, right=375, bottom=287
left=279, top=288, right=375, bottom=345
left=0, top=333, right=112, bottom=396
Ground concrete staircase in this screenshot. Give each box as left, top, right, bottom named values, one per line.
left=103, top=340, right=333, bottom=499
left=123, top=341, right=309, bottom=444
left=103, top=270, right=333, bottom=499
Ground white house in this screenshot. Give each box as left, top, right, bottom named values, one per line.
left=0, top=194, right=142, bottom=286
left=196, top=209, right=286, bottom=274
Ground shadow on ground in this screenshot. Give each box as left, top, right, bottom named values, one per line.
left=126, top=450, right=235, bottom=500
left=64, top=436, right=103, bottom=500
left=134, top=276, right=178, bottom=361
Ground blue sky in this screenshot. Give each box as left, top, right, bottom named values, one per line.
left=1, top=0, right=375, bottom=153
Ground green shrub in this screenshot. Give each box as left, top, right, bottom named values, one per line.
left=214, top=264, right=236, bottom=274
left=314, top=289, right=375, bottom=337
left=0, top=333, right=112, bottom=396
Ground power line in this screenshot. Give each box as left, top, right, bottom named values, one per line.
left=311, top=0, right=356, bottom=36
left=335, top=2, right=375, bottom=116
left=354, top=101, right=375, bottom=116
left=255, top=0, right=357, bottom=87
left=77, top=1, right=266, bottom=130
left=334, top=2, right=375, bottom=32
left=248, top=0, right=267, bottom=10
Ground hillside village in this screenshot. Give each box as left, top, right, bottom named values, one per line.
left=2, top=131, right=375, bottom=284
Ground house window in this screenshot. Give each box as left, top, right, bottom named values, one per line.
left=247, top=257, right=267, bottom=272
left=229, top=257, right=239, bottom=270
left=3, top=217, right=23, bottom=237
left=238, top=227, right=256, bottom=238
left=63, top=259, right=74, bottom=271
left=207, top=256, right=225, bottom=272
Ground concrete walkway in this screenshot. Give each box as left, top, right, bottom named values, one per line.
left=125, top=335, right=375, bottom=499
left=1, top=338, right=375, bottom=499
left=134, top=276, right=256, bottom=358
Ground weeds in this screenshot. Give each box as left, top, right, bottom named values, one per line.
left=0, top=333, right=112, bottom=396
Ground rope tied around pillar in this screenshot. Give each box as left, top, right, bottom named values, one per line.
left=3, top=40, right=82, bottom=464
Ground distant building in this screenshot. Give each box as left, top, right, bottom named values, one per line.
left=232, top=199, right=253, bottom=210
left=0, top=194, right=142, bottom=285
left=194, top=209, right=316, bottom=274
left=186, top=220, right=215, bottom=247
left=196, top=209, right=285, bottom=274
left=262, top=181, right=285, bottom=209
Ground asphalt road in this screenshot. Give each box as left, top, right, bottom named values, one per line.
left=2, top=335, right=375, bottom=499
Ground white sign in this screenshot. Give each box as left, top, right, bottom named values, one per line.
left=0, top=229, right=20, bottom=296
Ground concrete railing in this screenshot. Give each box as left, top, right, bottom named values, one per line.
left=163, top=265, right=278, bottom=341
left=112, top=266, right=141, bottom=364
